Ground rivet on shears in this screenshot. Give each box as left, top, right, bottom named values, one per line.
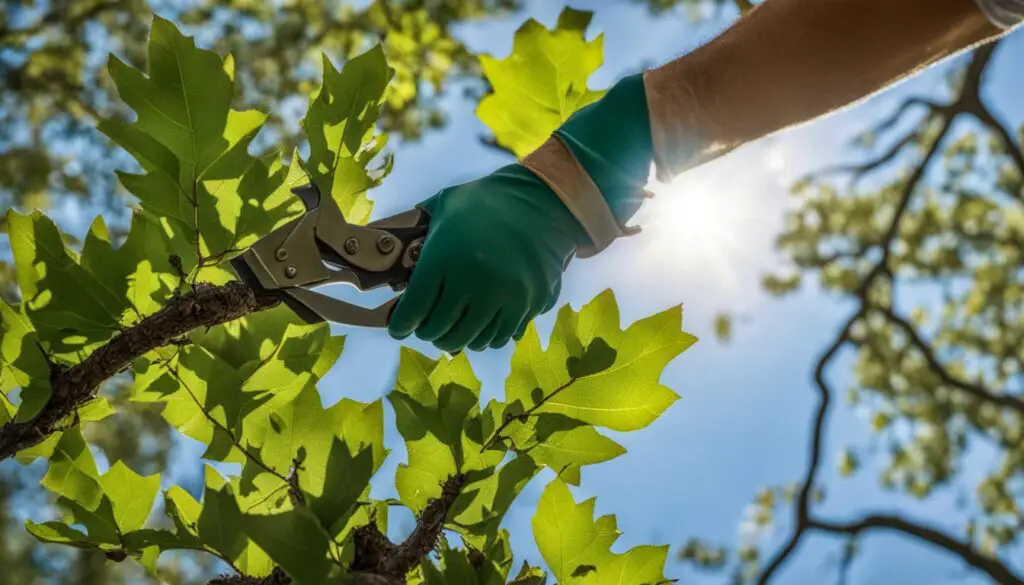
left=275, top=248, right=288, bottom=261
left=284, top=266, right=297, bottom=279
left=408, top=242, right=422, bottom=262
left=377, top=235, right=395, bottom=254
left=344, top=237, right=360, bottom=255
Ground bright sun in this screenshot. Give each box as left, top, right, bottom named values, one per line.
left=621, top=162, right=775, bottom=302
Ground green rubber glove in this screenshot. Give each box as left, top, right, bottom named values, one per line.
left=388, top=73, right=654, bottom=352
left=387, top=164, right=583, bottom=352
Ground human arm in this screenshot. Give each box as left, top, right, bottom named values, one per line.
left=386, top=0, right=1018, bottom=352
left=644, top=0, right=1010, bottom=178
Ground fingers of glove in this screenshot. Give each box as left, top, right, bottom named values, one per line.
left=435, top=302, right=497, bottom=354
left=467, top=312, right=504, bottom=352
left=541, top=278, right=562, bottom=315
left=388, top=258, right=443, bottom=340
left=489, top=307, right=528, bottom=349
left=512, top=305, right=543, bottom=343
left=414, top=281, right=468, bottom=342
left=513, top=288, right=550, bottom=342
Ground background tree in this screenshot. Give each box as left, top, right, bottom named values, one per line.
left=676, top=34, right=1024, bottom=585
left=9, top=2, right=1020, bottom=584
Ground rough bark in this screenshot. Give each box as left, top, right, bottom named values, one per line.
left=0, top=282, right=279, bottom=460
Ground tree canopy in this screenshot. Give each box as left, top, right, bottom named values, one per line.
left=2, top=2, right=1021, bottom=585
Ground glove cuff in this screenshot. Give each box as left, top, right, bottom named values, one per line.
left=520, top=134, right=642, bottom=258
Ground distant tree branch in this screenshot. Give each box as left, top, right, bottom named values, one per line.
left=872, top=304, right=1024, bottom=412
left=757, top=42, right=1023, bottom=585
left=973, top=102, right=1024, bottom=194
left=810, top=99, right=945, bottom=189
left=0, top=282, right=279, bottom=461
left=734, top=0, right=756, bottom=15
left=809, top=515, right=1024, bottom=585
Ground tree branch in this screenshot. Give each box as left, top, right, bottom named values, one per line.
left=204, top=476, right=467, bottom=585
left=757, top=42, right=1003, bottom=585
left=0, top=281, right=279, bottom=461
left=209, top=567, right=398, bottom=585
left=809, top=515, right=1024, bottom=585
left=757, top=42, right=1022, bottom=585
left=353, top=473, right=467, bottom=578
left=872, top=304, right=1024, bottom=413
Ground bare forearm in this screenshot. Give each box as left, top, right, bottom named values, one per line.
left=646, top=0, right=1006, bottom=174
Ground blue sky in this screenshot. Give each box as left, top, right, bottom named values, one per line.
left=11, top=1, right=1024, bottom=582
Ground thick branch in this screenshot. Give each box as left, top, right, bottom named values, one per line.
left=352, top=473, right=467, bottom=578
left=810, top=515, right=1024, bottom=585
left=0, top=282, right=278, bottom=461
left=209, top=474, right=467, bottom=585
left=209, top=567, right=397, bottom=585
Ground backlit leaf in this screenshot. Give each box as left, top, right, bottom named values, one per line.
left=477, top=8, right=605, bottom=158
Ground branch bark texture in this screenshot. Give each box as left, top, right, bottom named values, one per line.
left=209, top=474, right=468, bottom=585
left=0, top=281, right=278, bottom=461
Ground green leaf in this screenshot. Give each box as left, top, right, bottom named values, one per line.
left=163, top=485, right=203, bottom=546
left=0, top=300, right=51, bottom=420
left=144, top=343, right=267, bottom=462
left=507, top=290, right=696, bottom=432
left=104, top=17, right=292, bottom=277
left=96, top=461, right=160, bottom=533
left=106, top=16, right=239, bottom=176
left=390, top=349, right=502, bottom=512
left=77, top=397, right=117, bottom=423
left=556, top=7, right=594, bottom=34
left=40, top=427, right=102, bottom=509
left=527, top=414, right=625, bottom=483
left=301, top=46, right=394, bottom=225
left=422, top=535, right=514, bottom=585
left=25, top=521, right=96, bottom=550
left=533, top=479, right=670, bottom=585
left=510, top=560, right=548, bottom=585
left=477, top=13, right=605, bottom=158
left=8, top=210, right=126, bottom=358
left=197, top=466, right=274, bottom=576
left=132, top=310, right=344, bottom=462
left=240, top=386, right=383, bottom=531
left=36, top=428, right=121, bottom=545
left=241, top=505, right=335, bottom=585
left=449, top=455, right=539, bottom=548
left=77, top=211, right=179, bottom=328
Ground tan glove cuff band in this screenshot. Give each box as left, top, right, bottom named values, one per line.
left=521, top=135, right=639, bottom=258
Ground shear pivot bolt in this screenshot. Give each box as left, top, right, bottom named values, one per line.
left=284, top=266, right=297, bottom=279
left=344, top=237, right=360, bottom=255
left=377, top=235, right=395, bottom=254
left=275, top=248, right=288, bottom=261
left=408, top=242, right=423, bottom=262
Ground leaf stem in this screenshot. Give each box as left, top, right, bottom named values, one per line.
left=481, top=376, right=578, bottom=452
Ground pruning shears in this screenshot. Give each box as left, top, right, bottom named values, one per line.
left=230, top=183, right=430, bottom=328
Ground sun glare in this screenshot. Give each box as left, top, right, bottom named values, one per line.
left=623, top=163, right=771, bottom=303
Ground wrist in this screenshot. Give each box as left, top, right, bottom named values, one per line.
left=555, top=73, right=655, bottom=222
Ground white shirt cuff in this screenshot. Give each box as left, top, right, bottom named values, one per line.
left=976, top=0, right=1024, bottom=28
